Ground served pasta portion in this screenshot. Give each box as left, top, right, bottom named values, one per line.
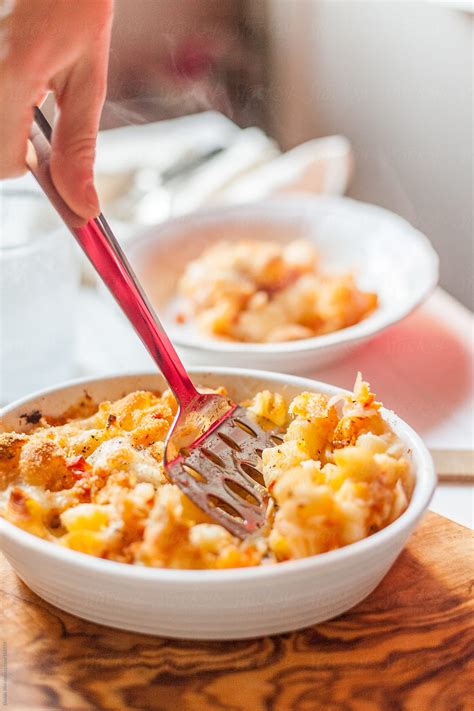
left=177, top=239, right=378, bottom=342
left=0, top=376, right=413, bottom=569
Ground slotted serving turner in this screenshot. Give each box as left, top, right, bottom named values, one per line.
left=27, top=106, right=271, bottom=538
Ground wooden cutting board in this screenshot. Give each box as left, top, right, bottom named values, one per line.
left=1, top=511, right=472, bottom=711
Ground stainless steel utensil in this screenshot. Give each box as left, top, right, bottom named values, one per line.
left=27, top=106, right=271, bottom=538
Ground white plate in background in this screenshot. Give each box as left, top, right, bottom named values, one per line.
left=122, top=196, right=439, bottom=373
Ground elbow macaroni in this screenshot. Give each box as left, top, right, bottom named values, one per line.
left=177, top=239, right=378, bottom=342
left=0, top=377, right=413, bottom=569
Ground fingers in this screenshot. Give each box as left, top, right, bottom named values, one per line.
left=0, top=0, right=50, bottom=179
left=0, top=0, right=113, bottom=215
left=49, top=57, right=108, bottom=220
left=0, top=73, right=35, bottom=179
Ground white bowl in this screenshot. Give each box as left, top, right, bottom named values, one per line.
left=125, top=196, right=439, bottom=373
left=0, top=369, right=435, bottom=639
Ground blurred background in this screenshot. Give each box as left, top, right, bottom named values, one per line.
left=1, top=0, right=473, bottom=401
left=0, top=0, right=473, bottom=527
left=98, top=0, right=472, bottom=307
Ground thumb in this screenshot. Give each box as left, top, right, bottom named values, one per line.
left=50, top=62, right=107, bottom=221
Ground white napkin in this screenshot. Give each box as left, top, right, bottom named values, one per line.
left=95, top=111, right=352, bottom=228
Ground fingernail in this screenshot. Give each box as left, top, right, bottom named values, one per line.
left=85, top=181, right=100, bottom=215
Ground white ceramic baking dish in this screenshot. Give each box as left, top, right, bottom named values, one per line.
left=0, top=369, right=436, bottom=639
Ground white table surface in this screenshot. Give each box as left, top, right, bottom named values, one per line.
left=76, top=285, right=473, bottom=530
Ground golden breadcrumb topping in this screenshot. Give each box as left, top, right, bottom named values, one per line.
left=0, top=376, right=413, bottom=569
left=177, top=239, right=377, bottom=342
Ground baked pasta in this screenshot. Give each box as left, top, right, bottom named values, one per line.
left=0, top=376, right=413, bottom=569
left=177, top=239, right=377, bottom=342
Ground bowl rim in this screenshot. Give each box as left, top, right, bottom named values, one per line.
left=0, top=367, right=436, bottom=583
left=126, top=195, right=440, bottom=354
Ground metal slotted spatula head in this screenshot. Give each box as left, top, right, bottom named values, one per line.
left=27, top=106, right=276, bottom=539
left=164, top=393, right=279, bottom=538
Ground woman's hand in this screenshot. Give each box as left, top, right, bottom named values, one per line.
left=0, top=0, right=113, bottom=219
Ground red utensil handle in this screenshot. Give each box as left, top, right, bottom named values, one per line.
left=27, top=107, right=199, bottom=408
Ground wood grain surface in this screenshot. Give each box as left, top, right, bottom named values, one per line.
left=1, top=511, right=473, bottom=711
